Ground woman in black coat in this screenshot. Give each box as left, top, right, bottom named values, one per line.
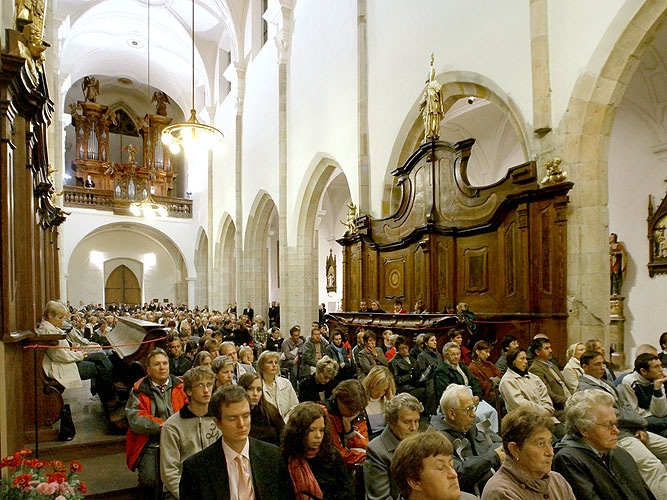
left=238, top=372, right=284, bottom=446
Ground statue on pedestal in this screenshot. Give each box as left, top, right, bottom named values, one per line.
left=82, top=76, right=100, bottom=103
left=341, top=202, right=358, bottom=235
left=420, top=54, right=444, bottom=141
left=151, top=91, right=170, bottom=116
left=610, top=233, right=627, bottom=296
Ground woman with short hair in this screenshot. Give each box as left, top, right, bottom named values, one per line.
left=298, top=355, right=339, bottom=403
left=256, top=350, right=299, bottom=421
left=238, top=372, right=284, bottom=445
left=282, top=402, right=354, bottom=500
left=481, top=407, right=575, bottom=500
left=468, top=340, right=503, bottom=405
left=356, top=331, right=388, bottom=380
left=210, top=355, right=234, bottom=390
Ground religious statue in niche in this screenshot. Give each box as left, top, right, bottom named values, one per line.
left=341, top=202, right=358, bottom=235
left=151, top=91, right=170, bottom=116
left=82, top=76, right=100, bottom=103
left=648, top=191, right=667, bottom=277
left=326, top=249, right=336, bottom=293
left=420, top=53, right=444, bottom=141
left=123, top=144, right=138, bottom=165
left=609, top=233, right=627, bottom=296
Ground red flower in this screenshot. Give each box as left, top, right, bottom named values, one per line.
left=32, top=460, right=46, bottom=469
left=46, top=471, right=68, bottom=484
left=69, top=460, right=82, bottom=473
left=1, top=454, right=21, bottom=469
left=78, top=482, right=88, bottom=493
left=50, top=460, right=66, bottom=472
left=16, top=449, right=32, bottom=456
left=12, top=473, right=33, bottom=488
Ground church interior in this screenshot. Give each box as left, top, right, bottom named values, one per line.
left=1, top=0, right=667, bottom=497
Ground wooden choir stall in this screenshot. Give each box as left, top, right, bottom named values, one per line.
left=333, top=138, right=573, bottom=359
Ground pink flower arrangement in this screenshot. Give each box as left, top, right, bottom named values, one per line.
left=0, top=450, right=85, bottom=500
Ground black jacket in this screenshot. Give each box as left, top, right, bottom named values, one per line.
left=553, top=434, right=655, bottom=500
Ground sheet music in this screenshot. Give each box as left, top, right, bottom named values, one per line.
left=108, top=318, right=161, bottom=359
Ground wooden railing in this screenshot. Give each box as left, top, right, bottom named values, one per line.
left=62, top=186, right=192, bottom=218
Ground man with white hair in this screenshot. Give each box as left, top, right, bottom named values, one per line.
left=554, top=390, right=655, bottom=500
left=364, top=393, right=424, bottom=500
left=430, top=385, right=503, bottom=496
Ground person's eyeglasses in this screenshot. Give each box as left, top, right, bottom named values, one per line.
left=193, top=382, right=214, bottom=390
left=594, top=422, right=618, bottom=430
left=456, top=404, right=478, bottom=415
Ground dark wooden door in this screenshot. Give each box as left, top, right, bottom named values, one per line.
left=105, top=265, right=141, bottom=306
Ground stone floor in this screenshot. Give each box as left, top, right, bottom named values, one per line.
left=25, top=380, right=138, bottom=497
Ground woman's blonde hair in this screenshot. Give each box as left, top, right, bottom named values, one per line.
left=256, top=350, right=281, bottom=380
left=566, top=342, right=585, bottom=360
left=362, top=365, right=396, bottom=400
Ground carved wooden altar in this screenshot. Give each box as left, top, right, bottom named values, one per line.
left=338, top=139, right=573, bottom=357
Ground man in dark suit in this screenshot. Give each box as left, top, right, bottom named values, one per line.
left=180, top=385, right=294, bottom=500
left=242, top=302, right=254, bottom=322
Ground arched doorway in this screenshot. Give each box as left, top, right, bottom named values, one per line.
left=105, top=265, right=141, bottom=306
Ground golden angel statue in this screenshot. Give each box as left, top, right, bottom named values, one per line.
left=420, top=54, right=444, bottom=141
left=340, top=202, right=358, bottom=235
left=123, top=144, right=138, bottom=164
left=82, top=76, right=100, bottom=103
left=541, top=157, right=568, bottom=186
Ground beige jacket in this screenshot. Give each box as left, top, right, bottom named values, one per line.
left=38, top=320, right=85, bottom=389
left=499, top=368, right=558, bottom=422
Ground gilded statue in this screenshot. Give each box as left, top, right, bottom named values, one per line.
left=151, top=91, right=170, bottom=116
left=541, top=157, right=568, bottom=186
left=15, top=0, right=49, bottom=76
left=341, top=202, right=358, bottom=235
left=82, top=76, right=100, bottom=103
left=420, top=53, right=444, bottom=141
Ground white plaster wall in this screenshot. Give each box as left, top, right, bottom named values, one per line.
left=548, top=0, right=635, bottom=126
left=366, top=0, right=532, bottom=217
left=66, top=229, right=177, bottom=305
left=286, top=0, right=358, bottom=244
left=212, top=90, right=239, bottom=241
left=608, top=105, right=667, bottom=353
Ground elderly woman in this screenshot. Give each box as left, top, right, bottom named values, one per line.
left=468, top=340, right=504, bottom=405
left=238, top=345, right=255, bottom=367
left=210, top=354, right=234, bottom=390
left=298, top=355, right=339, bottom=403
left=498, top=348, right=564, bottom=439
left=481, top=407, right=575, bottom=500
left=256, top=350, right=299, bottom=421
left=561, top=342, right=586, bottom=393
left=238, top=372, right=284, bottom=445
left=282, top=402, right=354, bottom=500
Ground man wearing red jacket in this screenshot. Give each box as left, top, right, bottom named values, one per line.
left=126, top=348, right=188, bottom=500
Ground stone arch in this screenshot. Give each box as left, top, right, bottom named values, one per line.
left=214, top=213, right=237, bottom=310
left=289, top=154, right=351, bottom=329
left=194, top=227, right=209, bottom=308
left=244, top=191, right=278, bottom=323
left=381, top=72, right=532, bottom=216
left=558, top=1, right=667, bottom=344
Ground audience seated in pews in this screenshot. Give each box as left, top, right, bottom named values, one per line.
left=282, top=325, right=305, bottom=384
left=351, top=328, right=366, bottom=368
left=391, top=430, right=478, bottom=500
left=298, top=355, right=339, bottom=403
left=192, top=350, right=212, bottom=368
left=238, top=372, right=284, bottom=446
left=577, top=349, right=667, bottom=497
left=362, top=366, right=396, bottom=439
left=554, top=390, right=655, bottom=500
left=282, top=402, right=355, bottom=500
left=481, top=406, right=575, bottom=500
left=159, top=367, right=221, bottom=500
left=322, top=379, right=370, bottom=470
left=494, top=334, right=519, bottom=374
left=448, top=329, right=471, bottom=365
left=257, top=350, right=299, bottom=421
left=410, top=333, right=426, bottom=360
left=126, top=348, right=188, bottom=500
left=389, top=335, right=425, bottom=402
left=585, top=338, right=616, bottom=384
left=300, top=327, right=329, bottom=380
left=210, top=355, right=234, bottom=390
left=417, top=333, right=441, bottom=376
left=166, top=331, right=192, bottom=376
left=430, top=385, right=503, bottom=496
left=528, top=337, right=572, bottom=421
left=364, top=393, right=423, bottom=500
left=179, top=385, right=294, bottom=500
left=324, top=328, right=352, bottom=381
left=498, top=347, right=564, bottom=440
left=266, top=325, right=284, bottom=352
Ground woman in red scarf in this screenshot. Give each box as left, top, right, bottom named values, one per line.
left=282, top=402, right=354, bottom=500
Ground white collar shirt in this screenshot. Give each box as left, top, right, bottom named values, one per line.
left=221, top=438, right=254, bottom=500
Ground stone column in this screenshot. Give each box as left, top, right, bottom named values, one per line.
left=357, top=0, right=370, bottom=214
left=186, top=277, right=196, bottom=309
left=610, top=296, right=626, bottom=368
left=266, top=0, right=295, bottom=333
left=233, top=64, right=247, bottom=310
left=206, top=106, right=216, bottom=308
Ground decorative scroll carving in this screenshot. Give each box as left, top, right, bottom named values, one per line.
left=648, top=192, right=667, bottom=277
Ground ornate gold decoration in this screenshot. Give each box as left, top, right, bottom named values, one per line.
left=341, top=202, right=358, bottom=235
left=123, top=144, right=138, bottom=165
left=420, top=53, right=444, bottom=141
left=15, top=0, right=50, bottom=78
left=541, top=157, right=568, bottom=186
left=82, top=76, right=100, bottom=102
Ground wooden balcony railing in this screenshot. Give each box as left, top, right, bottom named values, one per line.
left=62, top=186, right=192, bottom=218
